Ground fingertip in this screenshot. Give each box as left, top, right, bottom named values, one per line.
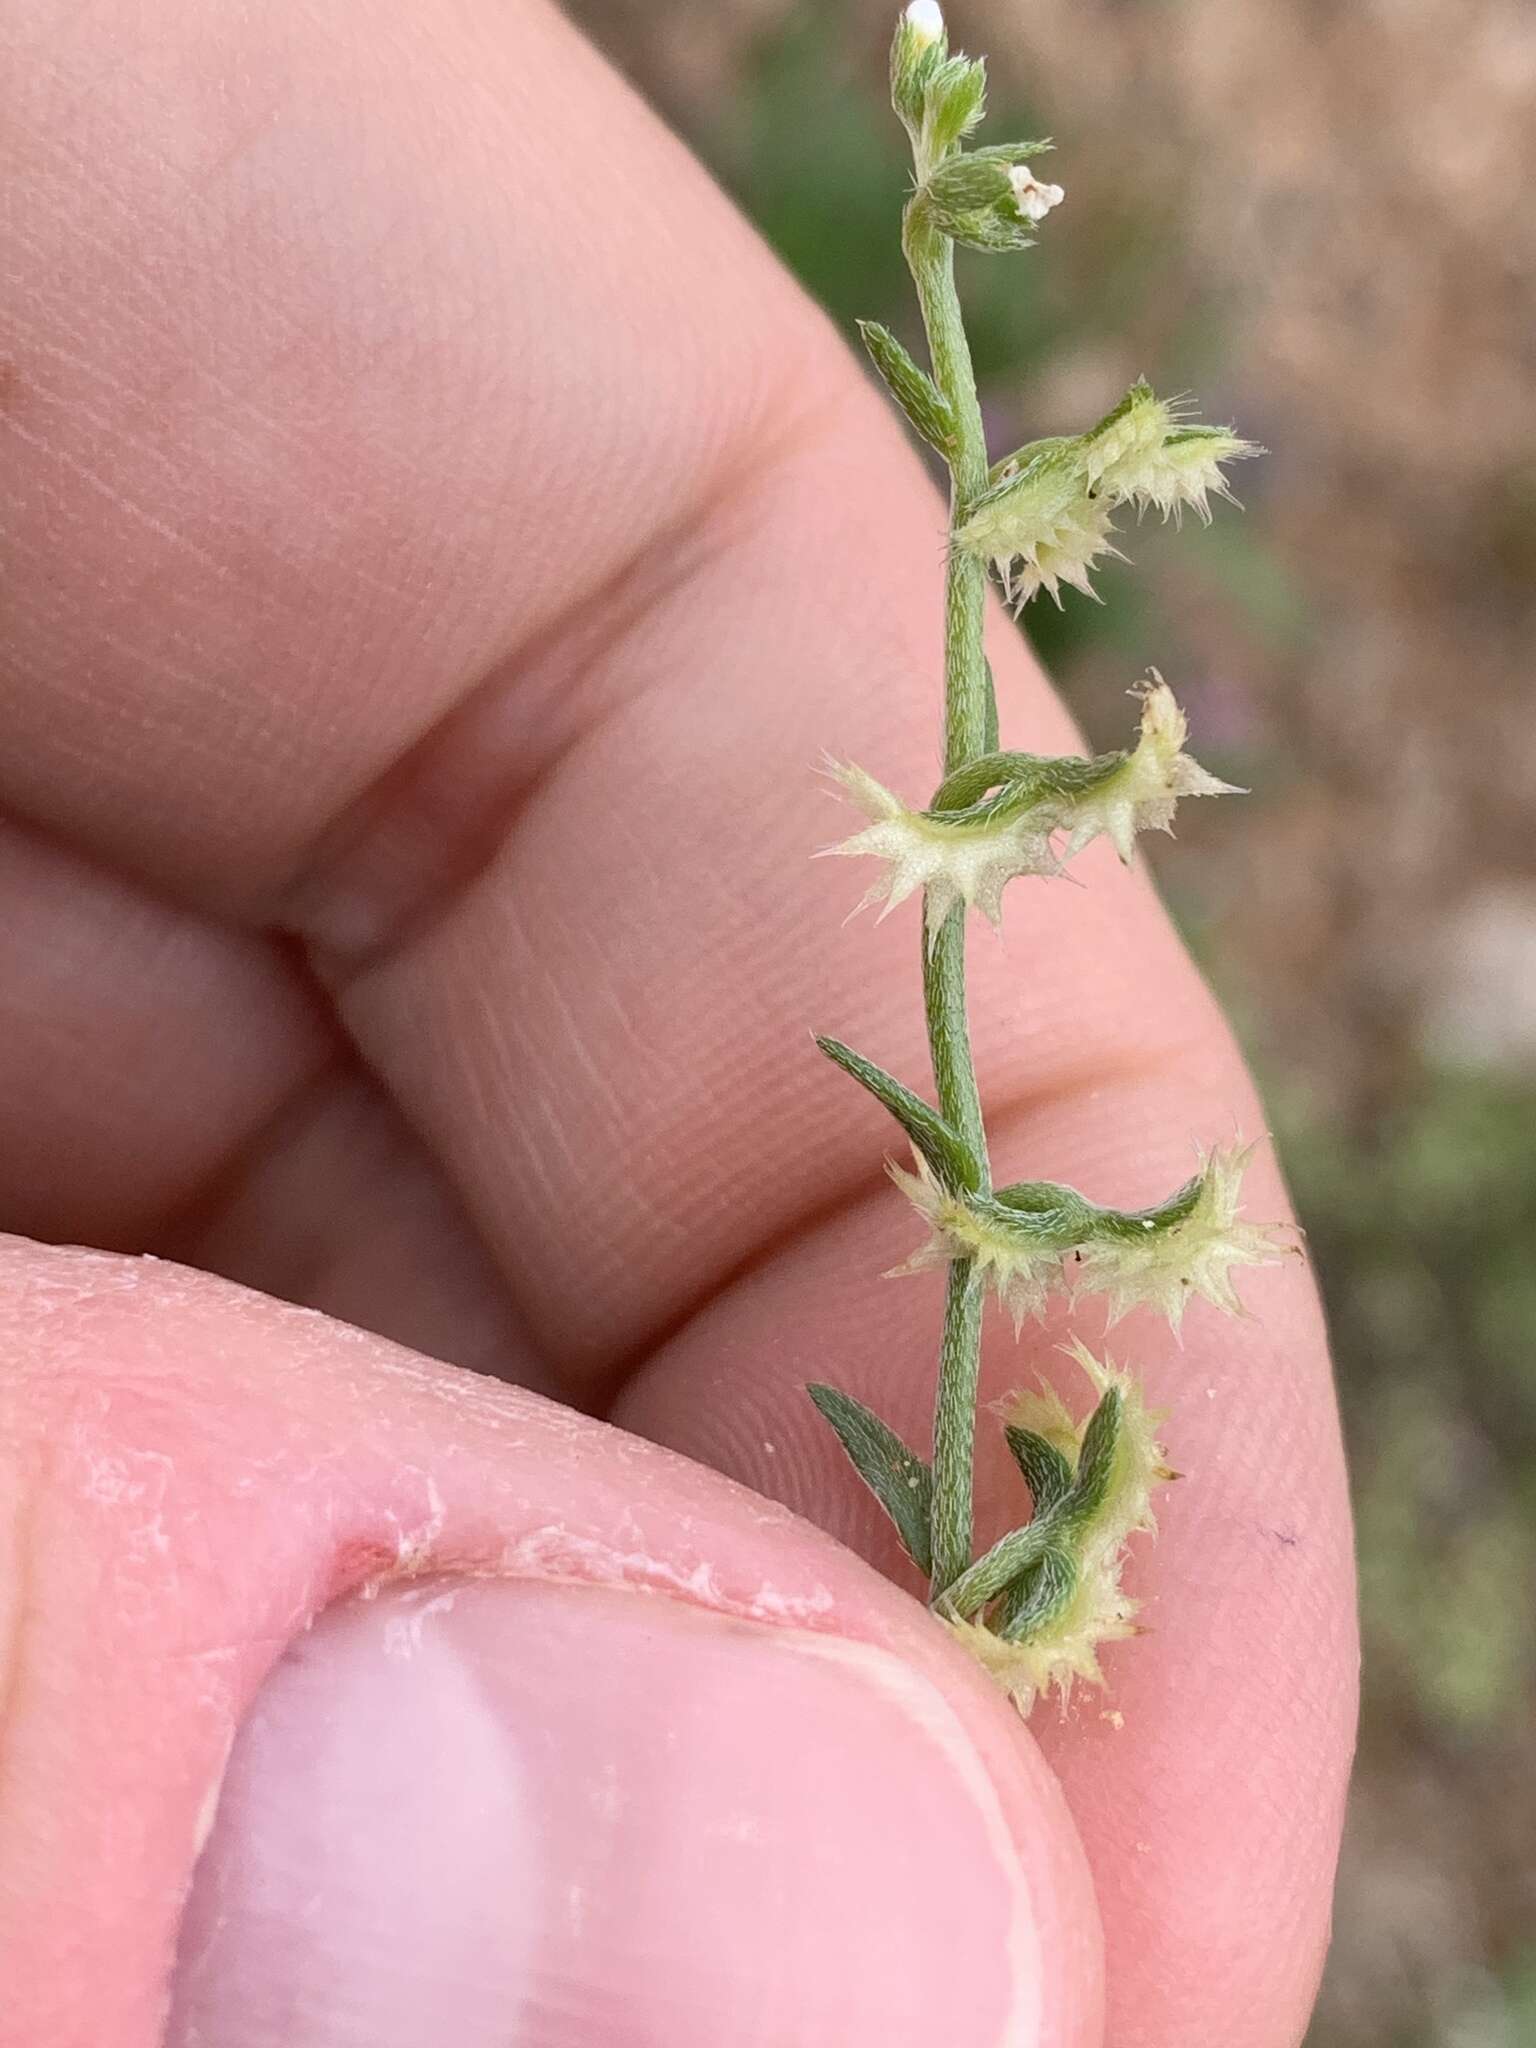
left=0, top=1239, right=1102, bottom=2048
left=168, top=1580, right=1104, bottom=2048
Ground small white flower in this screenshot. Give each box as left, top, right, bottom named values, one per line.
left=1073, top=1141, right=1295, bottom=1330
left=820, top=760, right=1059, bottom=936
left=904, top=0, right=946, bottom=45
left=1056, top=675, right=1242, bottom=864
left=1009, top=163, right=1065, bottom=224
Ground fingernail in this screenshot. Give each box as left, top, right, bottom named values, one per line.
left=166, top=1579, right=1040, bottom=2047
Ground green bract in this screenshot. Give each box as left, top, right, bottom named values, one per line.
left=916, top=145, right=1062, bottom=253
left=822, top=678, right=1242, bottom=931
left=857, top=321, right=955, bottom=458
left=944, top=1343, right=1175, bottom=1711
left=889, top=1142, right=1291, bottom=1334
left=955, top=447, right=1119, bottom=606
left=959, top=383, right=1262, bottom=606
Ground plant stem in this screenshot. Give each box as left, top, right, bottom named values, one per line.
left=922, top=920, right=984, bottom=1182
left=904, top=206, right=995, bottom=1597
left=904, top=211, right=991, bottom=764
left=905, top=207, right=991, bottom=1167
left=929, top=1259, right=986, bottom=1594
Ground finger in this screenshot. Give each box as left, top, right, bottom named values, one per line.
left=0, top=0, right=849, bottom=1370
left=0, top=817, right=551, bottom=1387
left=7, top=0, right=1221, bottom=1374
left=0, top=0, right=816, bottom=910
left=0, top=813, right=326, bottom=1249
left=0, top=1236, right=1100, bottom=2048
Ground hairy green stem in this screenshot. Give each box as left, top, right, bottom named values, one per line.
left=905, top=205, right=995, bottom=1598
left=906, top=208, right=991, bottom=1172
left=922, top=912, right=984, bottom=1179
left=904, top=210, right=991, bottom=772
left=928, top=1259, right=986, bottom=1594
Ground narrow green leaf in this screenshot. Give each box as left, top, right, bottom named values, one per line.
left=966, top=140, right=1055, bottom=168
left=1083, top=1170, right=1205, bottom=1244
left=926, top=55, right=988, bottom=156
left=938, top=1514, right=1056, bottom=1615
left=981, top=655, right=1000, bottom=755
left=995, top=1546, right=1077, bottom=1641
left=930, top=749, right=1039, bottom=810
left=858, top=320, right=955, bottom=459
left=807, top=1384, right=933, bottom=1575
left=1062, top=1388, right=1123, bottom=1528
left=989, top=1179, right=1099, bottom=1242
left=814, top=1035, right=981, bottom=1194
left=1004, top=1426, right=1074, bottom=1516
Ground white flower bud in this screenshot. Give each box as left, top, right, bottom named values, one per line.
left=904, top=0, right=946, bottom=45
left=1008, top=163, right=1065, bottom=223
left=890, top=0, right=949, bottom=139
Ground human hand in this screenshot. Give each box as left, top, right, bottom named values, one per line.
left=0, top=3, right=1356, bottom=2042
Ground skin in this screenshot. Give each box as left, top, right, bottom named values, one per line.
left=0, top=2, right=1357, bottom=2042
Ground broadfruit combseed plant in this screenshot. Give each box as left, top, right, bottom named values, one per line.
left=805, top=0, right=1292, bottom=1717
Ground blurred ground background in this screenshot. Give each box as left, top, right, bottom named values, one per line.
left=568, top=2, right=1536, bottom=2039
